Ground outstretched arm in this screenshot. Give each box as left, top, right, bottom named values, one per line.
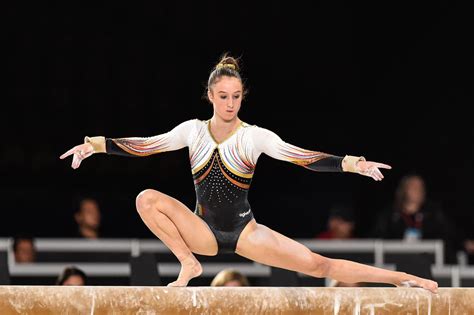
left=251, top=126, right=391, bottom=180
left=60, top=119, right=195, bottom=169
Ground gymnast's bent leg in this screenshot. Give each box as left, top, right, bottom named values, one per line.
left=135, top=189, right=218, bottom=286
left=235, top=219, right=438, bottom=292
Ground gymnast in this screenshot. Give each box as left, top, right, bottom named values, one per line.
left=60, top=55, right=438, bottom=292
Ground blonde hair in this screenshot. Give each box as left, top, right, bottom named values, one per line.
left=210, top=269, right=250, bottom=287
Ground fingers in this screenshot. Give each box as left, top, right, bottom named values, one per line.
left=374, top=168, right=384, bottom=181
left=371, top=173, right=382, bottom=181
left=72, top=153, right=83, bottom=169
left=372, top=162, right=392, bottom=170
left=60, top=144, right=94, bottom=169
left=363, top=167, right=385, bottom=181
left=72, top=154, right=78, bottom=169
left=359, top=161, right=390, bottom=181
left=361, top=166, right=381, bottom=181
left=60, top=147, right=77, bottom=159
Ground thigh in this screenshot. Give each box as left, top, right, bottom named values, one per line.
left=140, top=189, right=218, bottom=256
left=235, top=221, right=327, bottom=274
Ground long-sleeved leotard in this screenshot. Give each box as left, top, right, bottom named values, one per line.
left=87, top=119, right=359, bottom=253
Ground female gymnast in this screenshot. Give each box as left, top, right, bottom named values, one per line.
left=60, top=55, right=438, bottom=292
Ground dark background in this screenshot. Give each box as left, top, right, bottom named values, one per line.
left=3, top=1, right=472, bottom=241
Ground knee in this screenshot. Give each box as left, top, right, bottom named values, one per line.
left=306, top=254, right=331, bottom=278
left=136, top=189, right=160, bottom=214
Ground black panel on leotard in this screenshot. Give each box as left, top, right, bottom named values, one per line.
left=193, top=148, right=254, bottom=254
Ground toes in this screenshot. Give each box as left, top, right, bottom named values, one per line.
left=429, top=281, right=439, bottom=293
left=167, top=280, right=187, bottom=287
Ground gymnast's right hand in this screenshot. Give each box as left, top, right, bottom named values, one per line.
left=60, top=143, right=94, bottom=169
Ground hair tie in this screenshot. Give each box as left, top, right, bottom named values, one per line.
left=216, top=63, right=236, bottom=70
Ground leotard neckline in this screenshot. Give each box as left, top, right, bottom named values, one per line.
left=206, top=119, right=245, bottom=145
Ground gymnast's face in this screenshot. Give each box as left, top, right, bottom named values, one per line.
left=208, top=76, right=242, bottom=122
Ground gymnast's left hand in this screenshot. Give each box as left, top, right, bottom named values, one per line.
left=356, top=161, right=392, bottom=181
left=59, top=143, right=94, bottom=169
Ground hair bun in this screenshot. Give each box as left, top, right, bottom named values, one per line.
left=216, top=63, right=236, bottom=70
left=215, top=55, right=240, bottom=72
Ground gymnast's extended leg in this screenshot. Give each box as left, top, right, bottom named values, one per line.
left=135, top=189, right=218, bottom=286
left=235, top=220, right=438, bottom=292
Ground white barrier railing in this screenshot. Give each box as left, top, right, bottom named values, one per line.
left=3, top=237, right=469, bottom=286
left=0, top=238, right=444, bottom=264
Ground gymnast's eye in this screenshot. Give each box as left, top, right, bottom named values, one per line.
left=233, top=95, right=241, bottom=99
left=220, top=95, right=227, bottom=100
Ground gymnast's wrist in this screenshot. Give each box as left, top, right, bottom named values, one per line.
left=84, top=136, right=106, bottom=153
left=342, top=155, right=366, bottom=173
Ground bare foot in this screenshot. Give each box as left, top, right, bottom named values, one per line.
left=167, top=256, right=202, bottom=287
left=397, top=273, right=438, bottom=293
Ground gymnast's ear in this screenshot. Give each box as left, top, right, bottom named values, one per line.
left=207, top=88, right=214, bottom=103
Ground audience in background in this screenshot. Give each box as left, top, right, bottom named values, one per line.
left=316, top=204, right=355, bottom=240
left=13, top=235, right=36, bottom=263
left=210, top=269, right=250, bottom=286
left=374, top=175, right=449, bottom=241
left=462, top=238, right=474, bottom=264
left=374, top=174, right=456, bottom=263
left=56, top=266, right=88, bottom=285
left=74, top=198, right=102, bottom=239
left=7, top=177, right=466, bottom=285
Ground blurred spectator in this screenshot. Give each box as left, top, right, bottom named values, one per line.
left=374, top=175, right=449, bottom=241
left=56, top=266, right=87, bottom=285
left=74, top=198, right=101, bottom=239
left=210, top=269, right=250, bottom=286
left=464, top=240, right=474, bottom=253
left=13, top=235, right=36, bottom=263
left=374, top=175, right=456, bottom=262
left=316, top=204, right=355, bottom=239
left=462, top=239, right=474, bottom=264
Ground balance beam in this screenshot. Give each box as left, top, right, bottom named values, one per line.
left=0, top=287, right=472, bottom=314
